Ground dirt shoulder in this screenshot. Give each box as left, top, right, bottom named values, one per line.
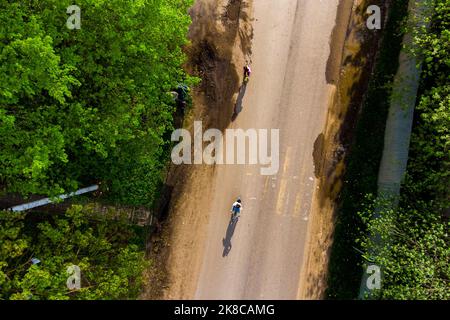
left=140, top=0, right=253, bottom=300
left=298, top=0, right=387, bottom=299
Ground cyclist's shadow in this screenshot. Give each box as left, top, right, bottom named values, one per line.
left=222, top=217, right=238, bottom=257
left=231, top=83, right=248, bottom=122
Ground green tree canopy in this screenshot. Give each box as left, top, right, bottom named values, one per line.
left=358, top=198, right=449, bottom=300
left=0, top=206, right=148, bottom=300
left=408, top=0, right=450, bottom=202
left=0, top=0, right=195, bottom=204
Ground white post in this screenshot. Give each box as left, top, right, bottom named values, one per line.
left=9, top=185, right=99, bottom=212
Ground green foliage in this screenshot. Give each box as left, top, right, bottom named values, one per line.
left=358, top=198, right=449, bottom=300
left=357, top=0, right=450, bottom=300
left=0, top=206, right=148, bottom=300
left=0, top=0, right=195, bottom=205
left=407, top=0, right=450, bottom=203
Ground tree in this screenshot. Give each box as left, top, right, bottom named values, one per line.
left=0, top=0, right=195, bottom=205
left=0, top=205, right=148, bottom=300
left=407, top=0, right=450, bottom=203
left=358, top=198, right=449, bottom=300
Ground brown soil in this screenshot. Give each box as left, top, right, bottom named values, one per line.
left=185, top=0, right=253, bottom=130
left=140, top=0, right=254, bottom=300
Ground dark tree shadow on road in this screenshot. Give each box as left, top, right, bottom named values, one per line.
left=222, top=217, right=239, bottom=257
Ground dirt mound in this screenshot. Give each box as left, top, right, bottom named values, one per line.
left=186, top=0, right=253, bottom=130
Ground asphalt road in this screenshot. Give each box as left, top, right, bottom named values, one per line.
left=195, top=0, right=339, bottom=299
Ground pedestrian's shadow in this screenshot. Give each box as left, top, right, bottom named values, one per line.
left=222, top=217, right=238, bottom=257
left=231, top=83, right=248, bottom=122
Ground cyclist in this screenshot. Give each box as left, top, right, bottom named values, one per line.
left=230, top=198, right=243, bottom=219
left=243, top=64, right=251, bottom=83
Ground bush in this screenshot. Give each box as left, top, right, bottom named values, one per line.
left=0, top=205, right=148, bottom=300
